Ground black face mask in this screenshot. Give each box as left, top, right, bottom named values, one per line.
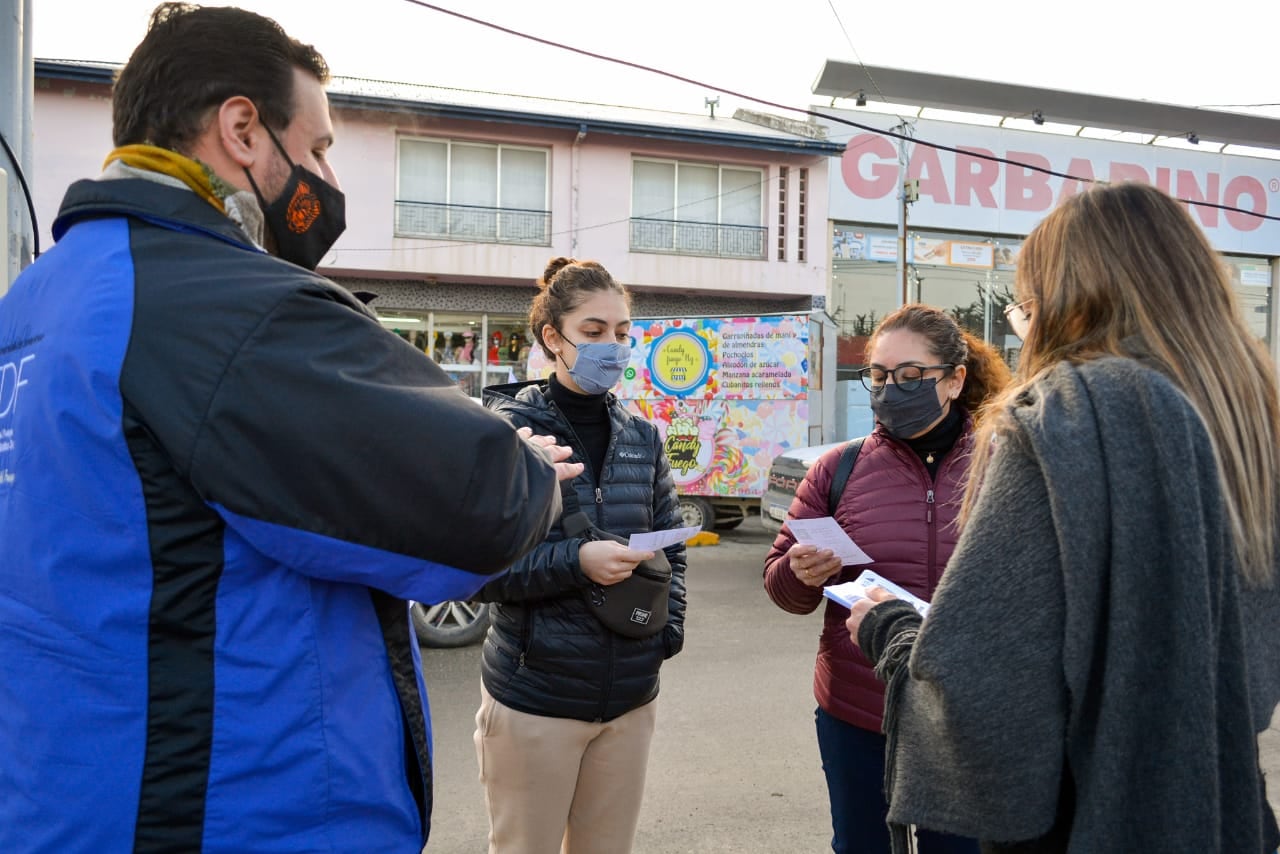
left=870, top=378, right=946, bottom=439
left=244, top=124, right=346, bottom=270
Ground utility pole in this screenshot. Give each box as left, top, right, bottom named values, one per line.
left=1, top=0, right=34, bottom=292
left=894, top=121, right=917, bottom=307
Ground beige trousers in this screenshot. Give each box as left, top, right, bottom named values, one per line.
left=474, top=683, right=659, bottom=854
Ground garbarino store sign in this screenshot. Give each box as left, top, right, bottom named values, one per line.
left=822, top=108, right=1279, bottom=255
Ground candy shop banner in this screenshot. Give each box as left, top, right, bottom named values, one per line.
left=620, top=315, right=809, bottom=400
left=530, top=315, right=812, bottom=499
left=626, top=396, right=808, bottom=499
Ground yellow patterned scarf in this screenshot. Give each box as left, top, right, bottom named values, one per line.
left=103, top=144, right=226, bottom=214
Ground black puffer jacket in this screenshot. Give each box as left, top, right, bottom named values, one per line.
left=478, top=380, right=687, bottom=722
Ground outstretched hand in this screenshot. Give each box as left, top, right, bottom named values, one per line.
left=517, top=426, right=585, bottom=482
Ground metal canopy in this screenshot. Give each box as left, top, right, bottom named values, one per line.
left=812, top=60, right=1280, bottom=151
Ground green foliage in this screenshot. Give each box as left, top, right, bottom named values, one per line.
left=949, top=281, right=1016, bottom=338
left=846, top=310, right=878, bottom=337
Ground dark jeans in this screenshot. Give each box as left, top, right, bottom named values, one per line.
left=815, top=707, right=979, bottom=854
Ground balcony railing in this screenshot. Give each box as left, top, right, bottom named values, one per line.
left=395, top=200, right=551, bottom=245
left=629, top=217, right=767, bottom=260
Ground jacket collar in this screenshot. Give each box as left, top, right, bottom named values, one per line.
left=52, top=177, right=262, bottom=252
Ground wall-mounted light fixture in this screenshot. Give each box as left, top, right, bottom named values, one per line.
left=1031, top=110, right=1045, bottom=126
left=377, top=315, right=424, bottom=327
left=855, top=90, right=867, bottom=107
left=1186, top=132, right=1199, bottom=145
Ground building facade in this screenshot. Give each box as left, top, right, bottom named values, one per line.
left=811, top=64, right=1280, bottom=375
left=30, top=61, right=843, bottom=396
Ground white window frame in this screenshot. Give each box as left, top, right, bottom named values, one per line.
left=629, top=157, right=766, bottom=258
left=395, top=138, right=551, bottom=244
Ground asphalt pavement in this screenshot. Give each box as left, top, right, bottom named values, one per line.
left=419, top=515, right=1280, bottom=853
left=420, top=515, right=833, bottom=853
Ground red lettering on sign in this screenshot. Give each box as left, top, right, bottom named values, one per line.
left=1057, top=158, right=1096, bottom=203
left=955, top=146, right=998, bottom=208
left=1176, top=170, right=1220, bottom=228
left=1005, top=151, right=1054, bottom=212
left=834, top=133, right=1269, bottom=236
left=909, top=145, right=951, bottom=204
left=1109, top=162, right=1150, bottom=184
left=1224, top=176, right=1267, bottom=232
left=841, top=135, right=898, bottom=199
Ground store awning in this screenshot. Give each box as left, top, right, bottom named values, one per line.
left=812, top=61, right=1280, bottom=151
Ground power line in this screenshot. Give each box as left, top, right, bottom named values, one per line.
left=334, top=158, right=804, bottom=256
left=398, top=0, right=1279, bottom=224
left=331, top=126, right=906, bottom=257
left=824, top=0, right=900, bottom=119
left=1196, top=102, right=1280, bottom=109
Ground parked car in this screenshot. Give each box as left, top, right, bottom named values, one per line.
left=759, top=441, right=844, bottom=534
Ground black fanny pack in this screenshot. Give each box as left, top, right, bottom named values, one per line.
left=560, top=485, right=670, bottom=639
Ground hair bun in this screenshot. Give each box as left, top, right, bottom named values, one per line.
left=539, top=256, right=577, bottom=289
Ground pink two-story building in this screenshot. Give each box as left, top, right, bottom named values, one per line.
left=32, top=60, right=843, bottom=396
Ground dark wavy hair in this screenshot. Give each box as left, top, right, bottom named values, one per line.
left=112, top=3, right=329, bottom=151
left=867, top=303, right=1011, bottom=421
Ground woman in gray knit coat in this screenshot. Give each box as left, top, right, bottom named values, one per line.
left=849, top=181, right=1280, bottom=854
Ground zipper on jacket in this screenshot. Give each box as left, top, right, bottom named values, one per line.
left=926, top=488, right=938, bottom=589
left=545, top=396, right=621, bottom=528
left=594, top=417, right=623, bottom=528
left=518, top=608, right=534, bottom=668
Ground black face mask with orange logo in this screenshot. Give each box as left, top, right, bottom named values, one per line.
left=244, top=124, right=346, bottom=270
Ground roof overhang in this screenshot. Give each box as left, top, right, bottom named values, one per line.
left=34, top=60, right=845, bottom=157
left=812, top=60, right=1280, bottom=150
left=327, top=91, right=845, bottom=155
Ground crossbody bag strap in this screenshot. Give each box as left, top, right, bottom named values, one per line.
left=827, top=436, right=867, bottom=517
left=560, top=479, right=584, bottom=516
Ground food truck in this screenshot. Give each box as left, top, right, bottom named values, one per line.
left=414, top=311, right=839, bottom=648
left=529, top=311, right=839, bottom=530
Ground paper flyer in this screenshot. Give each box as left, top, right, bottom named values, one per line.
left=822, top=569, right=931, bottom=618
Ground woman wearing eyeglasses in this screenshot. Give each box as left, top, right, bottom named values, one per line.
left=848, top=183, right=1280, bottom=853
left=764, top=304, right=1010, bottom=854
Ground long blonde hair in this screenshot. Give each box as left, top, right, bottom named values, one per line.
left=965, top=182, right=1280, bottom=585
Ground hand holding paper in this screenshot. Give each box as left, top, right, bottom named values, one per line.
left=785, top=516, right=873, bottom=566
left=823, top=569, right=931, bottom=618
left=628, top=525, right=700, bottom=552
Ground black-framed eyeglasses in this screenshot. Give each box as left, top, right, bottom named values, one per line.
left=857, top=363, right=955, bottom=392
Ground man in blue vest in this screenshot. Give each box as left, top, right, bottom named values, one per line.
left=0, top=4, right=578, bottom=851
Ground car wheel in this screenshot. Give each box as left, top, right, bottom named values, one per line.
left=677, top=496, right=715, bottom=532
left=411, top=599, right=490, bottom=648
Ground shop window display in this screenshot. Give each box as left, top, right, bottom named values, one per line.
left=831, top=225, right=1273, bottom=377
left=436, top=321, right=483, bottom=398
left=376, top=311, right=534, bottom=397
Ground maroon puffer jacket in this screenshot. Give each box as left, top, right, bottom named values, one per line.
left=763, top=419, right=973, bottom=731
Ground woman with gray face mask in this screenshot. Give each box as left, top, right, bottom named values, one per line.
left=764, top=304, right=1010, bottom=854
left=472, top=257, right=688, bottom=854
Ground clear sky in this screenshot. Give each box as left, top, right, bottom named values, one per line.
left=29, top=0, right=1279, bottom=128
